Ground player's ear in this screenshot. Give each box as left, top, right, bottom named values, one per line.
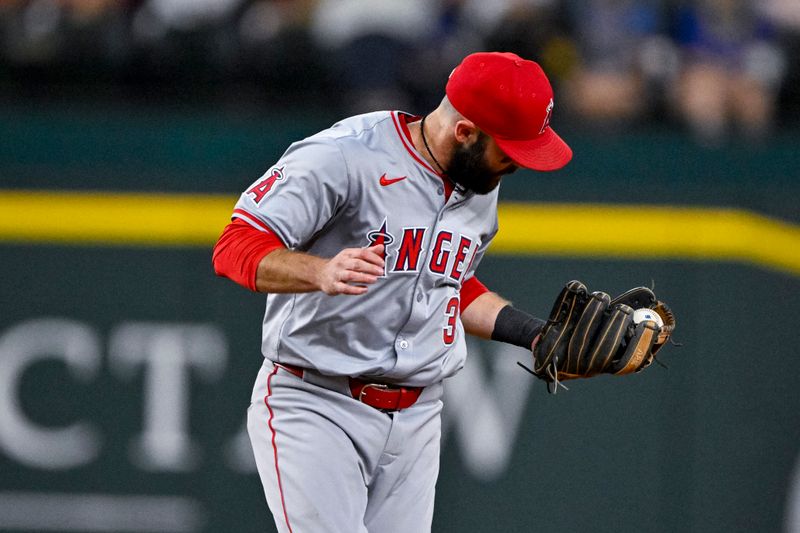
left=453, top=119, right=480, bottom=145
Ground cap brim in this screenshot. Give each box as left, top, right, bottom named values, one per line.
left=494, top=127, right=572, bottom=171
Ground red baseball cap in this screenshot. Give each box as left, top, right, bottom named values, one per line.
left=446, top=52, right=572, bottom=171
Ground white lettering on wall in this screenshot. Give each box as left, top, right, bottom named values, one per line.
left=109, top=323, right=227, bottom=471
left=0, top=318, right=101, bottom=469
left=0, top=318, right=538, bottom=483
left=225, top=419, right=257, bottom=473
left=441, top=340, right=534, bottom=481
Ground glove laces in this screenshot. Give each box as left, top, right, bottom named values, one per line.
left=517, top=359, right=569, bottom=394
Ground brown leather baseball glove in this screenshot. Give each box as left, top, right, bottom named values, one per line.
left=528, top=280, right=676, bottom=393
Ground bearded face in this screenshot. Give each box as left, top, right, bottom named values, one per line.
left=446, top=132, right=516, bottom=194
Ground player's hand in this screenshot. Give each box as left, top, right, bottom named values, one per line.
left=530, top=334, right=541, bottom=352
left=317, top=244, right=385, bottom=295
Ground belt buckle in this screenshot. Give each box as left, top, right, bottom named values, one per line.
left=358, top=383, right=389, bottom=403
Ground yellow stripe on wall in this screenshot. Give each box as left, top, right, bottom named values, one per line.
left=1, top=190, right=799, bottom=275
left=0, top=190, right=234, bottom=246
left=493, top=203, right=800, bottom=275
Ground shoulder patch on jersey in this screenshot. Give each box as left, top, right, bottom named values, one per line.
left=247, top=166, right=285, bottom=204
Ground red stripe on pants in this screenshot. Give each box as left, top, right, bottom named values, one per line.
left=264, top=365, right=293, bottom=533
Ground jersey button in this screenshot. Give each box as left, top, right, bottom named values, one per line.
left=437, top=187, right=444, bottom=195
left=416, top=292, right=423, bottom=302
left=398, top=339, right=409, bottom=350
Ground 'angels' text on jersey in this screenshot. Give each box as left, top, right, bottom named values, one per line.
left=367, top=222, right=478, bottom=283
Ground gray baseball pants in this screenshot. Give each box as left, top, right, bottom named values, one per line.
left=247, top=361, right=444, bottom=533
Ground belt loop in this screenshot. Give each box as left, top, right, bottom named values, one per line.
left=274, top=362, right=304, bottom=379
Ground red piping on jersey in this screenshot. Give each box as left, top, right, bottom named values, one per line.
left=264, top=365, right=294, bottom=533
left=392, top=111, right=436, bottom=174
left=232, top=208, right=275, bottom=233
left=460, top=276, right=489, bottom=313
left=391, top=112, right=455, bottom=201
left=213, top=217, right=285, bottom=291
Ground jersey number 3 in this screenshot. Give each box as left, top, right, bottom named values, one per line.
left=443, top=296, right=459, bottom=345
left=247, top=167, right=285, bottom=204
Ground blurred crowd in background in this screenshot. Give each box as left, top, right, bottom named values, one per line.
left=1, top=0, right=799, bottom=145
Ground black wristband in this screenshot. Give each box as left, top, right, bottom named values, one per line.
left=491, top=305, right=545, bottom=349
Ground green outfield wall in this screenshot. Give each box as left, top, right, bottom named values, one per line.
left=1, top=106, right=798, bottom=533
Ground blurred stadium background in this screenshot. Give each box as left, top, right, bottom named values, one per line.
left=1, top=0, right=799, bottom=532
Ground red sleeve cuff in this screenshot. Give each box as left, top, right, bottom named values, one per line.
left=212, top=217, right=286, bottom=291
left=460, top=276, right=489, bottom=313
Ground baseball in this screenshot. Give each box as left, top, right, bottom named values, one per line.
left=632, top=307, right=664, bottom=328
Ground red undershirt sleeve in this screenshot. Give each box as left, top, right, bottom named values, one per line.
left=212, top=217, right=286, bottom=292
left=460, top=276, right=489, bottom=313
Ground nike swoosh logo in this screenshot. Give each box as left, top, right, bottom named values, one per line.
left=379, top=173, right=407, bottom=186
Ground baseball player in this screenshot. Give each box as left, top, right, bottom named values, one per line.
left=213, top=51, right=672, bottom=532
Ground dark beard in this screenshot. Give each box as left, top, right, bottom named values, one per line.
left=445, top=133, right=501, bottom=195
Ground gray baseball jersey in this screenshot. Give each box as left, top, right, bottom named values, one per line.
left=233, top=111, right=499, bottom=386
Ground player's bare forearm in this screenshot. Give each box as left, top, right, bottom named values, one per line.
left=255, top=244, right=385, bottom=296
left=254, top=248, right=325, bottom=293
left=461, top=291, right=510, bottom=339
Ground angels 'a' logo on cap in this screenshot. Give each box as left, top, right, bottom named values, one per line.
left=539, top=98, right=554, bottom=135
